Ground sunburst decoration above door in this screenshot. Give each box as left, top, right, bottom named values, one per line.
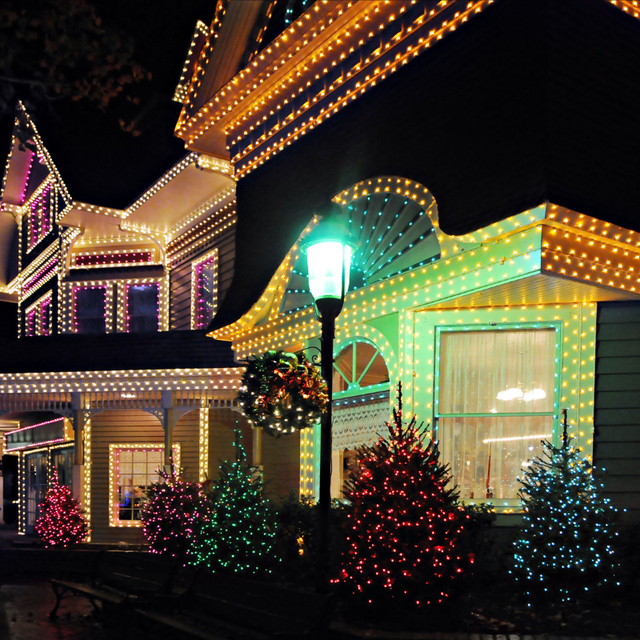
left=281, top=177, right=441, bottom=315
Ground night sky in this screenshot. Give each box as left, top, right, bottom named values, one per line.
left=1, top=0, right=214, bottom=209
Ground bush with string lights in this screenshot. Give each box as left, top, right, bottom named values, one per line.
left=512, top=421, right=620, bottom=605
left=335, top=384, right=471, bottom=610
left=140, top=468, right=211, bottom=563
left=35, top=472, right=89, bottom=547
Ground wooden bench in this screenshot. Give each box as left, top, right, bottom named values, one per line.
left=49, top=550, right=175, bottom=619
left=135, top=569, right=334, bottom=640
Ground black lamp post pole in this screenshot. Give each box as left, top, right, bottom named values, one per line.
left=315, top=297, right=342, bottom=592
left=318, top=312, right=335, bottom=590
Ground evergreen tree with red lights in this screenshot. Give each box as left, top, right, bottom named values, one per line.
left=337, top=384, right=470, bottom=609
left=35, top=472, right=88, bottom=547
left=141, top=468, right=211, bottom=563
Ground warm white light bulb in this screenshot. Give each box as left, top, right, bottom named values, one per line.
left=496, top=388, right=523, bottom=401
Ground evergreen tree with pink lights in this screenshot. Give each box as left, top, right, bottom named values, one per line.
left=35, top=472, right=89, bottom=547
left=336, top=384, right=470, bottom=609
left=141, top=468, right=211, bottom=563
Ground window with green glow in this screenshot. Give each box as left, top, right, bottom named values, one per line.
left=331, top=341, right=391, bottom=499
left=436, top=328, right=558, bottom=502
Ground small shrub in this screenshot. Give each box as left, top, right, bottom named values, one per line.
left=271, top=492, right=349, bottom=587
left=141, top=468, right=210, bottom=563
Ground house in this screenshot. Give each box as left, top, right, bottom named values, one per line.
left=2, top=0, right=640, bottom=541
left=172, top=0, right=640, bottom=523
left=0, top=95, right=264, bottom=540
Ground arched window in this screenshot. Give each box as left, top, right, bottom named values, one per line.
left=333, top=341, right=389, bottom=396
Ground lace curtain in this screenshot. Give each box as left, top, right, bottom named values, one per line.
left=332, top=400, right=391, bottom=450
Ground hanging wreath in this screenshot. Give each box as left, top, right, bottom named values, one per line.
left=237, top=350, right=328, bottom=437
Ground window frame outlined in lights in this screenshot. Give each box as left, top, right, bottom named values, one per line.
left=433, top=321, right=561, bottom=510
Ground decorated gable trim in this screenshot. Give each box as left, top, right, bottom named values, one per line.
left=211, top=198, right=640, bottom=362
left=173, top=20, right=212, bottom=104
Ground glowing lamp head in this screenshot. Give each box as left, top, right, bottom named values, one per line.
left=301, top=213, right=356, bottom=320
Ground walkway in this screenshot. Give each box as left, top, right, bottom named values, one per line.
left=0, top=577, right=108, bottom=640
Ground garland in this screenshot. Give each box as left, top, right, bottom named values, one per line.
left=238, top=350, right=328, bottom=437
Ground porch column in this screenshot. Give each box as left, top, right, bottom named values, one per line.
left=161, top=391, right=175, bottom=472
left=73, top=410, right=84, bottom=465
left=253, top=426, right=263, bottom=466
left=71, top=392, right=85, bottom=503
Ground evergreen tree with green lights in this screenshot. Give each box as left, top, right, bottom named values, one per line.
left=336, top=384, right=470, bottom=609
left=140, top=468, right=211, bottom=564
left=190, top=430, right=276, bottom=576
left=512, top=411, right=619, bottom=605
left=35, top=472, right=88, bottom=547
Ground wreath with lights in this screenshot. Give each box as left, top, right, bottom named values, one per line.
left=237, top=350, right=328, bottom=437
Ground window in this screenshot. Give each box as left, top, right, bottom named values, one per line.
left=333, top=341, right=389, bottom=394
left=330, top=448, right=358, bottom=500
left=110, top=444, right=180, bottom=526
left=74, top=286, right=107, bottom=333
left=25, top=292, right=52, bottom=337
left=25, top=308, right=36, bottom=337
left=52, top=446, right=74, bottom=488
left=25, top=451, right=48, bottom=532
left=436, top=327, right=558, bottom=502
left=27, top=183, right=53, bottom=251
left=64, top=280, right=163, bottom=334
left=331, top=341, right=391, bottom=499
left=191, top=249, right=218, bottom=329
left=126, top=284, right=159, bottom=332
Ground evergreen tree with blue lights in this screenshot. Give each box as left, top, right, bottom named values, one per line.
left=513, top=411, right=619, bottom=605
left=190, top=429, right=276, bottom=576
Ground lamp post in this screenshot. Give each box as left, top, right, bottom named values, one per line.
left=301, top=207, right=355, bottom=591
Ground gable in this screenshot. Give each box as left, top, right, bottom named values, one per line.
left=211, top=0, right=640, bottom=330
